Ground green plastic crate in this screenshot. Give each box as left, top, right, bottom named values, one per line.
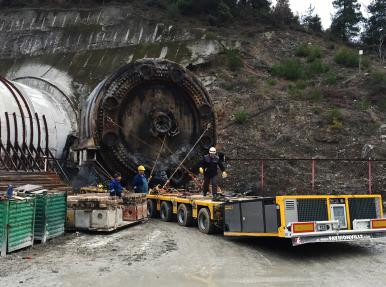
left=7, top=198, right=36, bottom=254
left=34, top=192, right=67, bottom=243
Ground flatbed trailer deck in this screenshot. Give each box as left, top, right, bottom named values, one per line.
left=147, top=193, right=386, bottom=245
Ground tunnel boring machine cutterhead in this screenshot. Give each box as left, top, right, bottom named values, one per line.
left=78, top=59, right=217, bottom=184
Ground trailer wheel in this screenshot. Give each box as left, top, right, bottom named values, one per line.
left=197, top=208, right=215, bottom=234
left=177, top=204, right=193, bottom=227
left=160, top=201, right=173, bottom=222
left=147, top=199, right=157, bottom=218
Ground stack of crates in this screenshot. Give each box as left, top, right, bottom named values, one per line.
left=0, top=191, right=67, bottom=256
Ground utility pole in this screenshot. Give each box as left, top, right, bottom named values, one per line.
left=358, top=49, right=363, bottom=74
left=379, top=28, right=384, bottom=64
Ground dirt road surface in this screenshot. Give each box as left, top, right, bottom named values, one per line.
left=1, top=220, right=386, bottom=287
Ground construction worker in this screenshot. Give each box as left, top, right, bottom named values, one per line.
left=133, top=165, right=149, bottom=194
left=109, top=172, right=123, bottom=197
left=198, top=147, right=227, bottom=197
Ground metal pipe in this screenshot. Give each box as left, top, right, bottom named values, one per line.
left=368, top=161, right=372, bottom=194
left=260, top=160, right=264, bottom=194
left=311, top=159, right=316, bottom=192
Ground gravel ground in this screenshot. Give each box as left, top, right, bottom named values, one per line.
left=1, top=220, right=386, bottom=287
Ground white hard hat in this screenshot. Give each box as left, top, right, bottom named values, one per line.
left=209, top=147, right=216, bottom=154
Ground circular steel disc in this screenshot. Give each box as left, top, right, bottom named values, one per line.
left=87, top=59, right=216, bottom=185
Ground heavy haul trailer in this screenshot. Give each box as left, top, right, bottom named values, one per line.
left=146, top=194, right=386, bottom=246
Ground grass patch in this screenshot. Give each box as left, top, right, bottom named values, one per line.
left=267, top=79, right=277, bottom=86
left=288, top=81, right=307, bottom=99
left=367, top=71, right=386, bottom=108
left=234, top=110, right=249, bottom=124
left=222, top=81, right=234, bottom=91
left=272, top=57, right=328, bottom=81
left=355, top=98, right=370, bottom=111
left=311, top=107, right=322, bottom=114
left=378, top=99, right=386, bottom=112
left=272, top=59, right=304, bottom=80
left=308, top=89, right=323, bottom=102
left=322, top=72, right=342, bottom=85
left=167, top=2, right=179, bottom=18
left=247, top=75, right=258, bottom=86
left=205, top=31, right=217, bottom=40
left=295, top=44, right=322, bottom=62
left=370, top=71, right=386, bottom=85
left=328, top=108, right=343, bottom=130
left=306, top=59, right=329, bottom=77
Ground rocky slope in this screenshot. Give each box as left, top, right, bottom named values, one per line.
left=1, top=2, right=385, bottom=196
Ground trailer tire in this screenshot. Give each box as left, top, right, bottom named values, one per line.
left=177, top=204, right=193, bottom=227
left=160, top=201, right=173, bottom=222
left=197, top=208, right=215, bottom=234
left=147, top=199, right=157, bottom=218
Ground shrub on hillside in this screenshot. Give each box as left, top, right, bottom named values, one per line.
left=267, top=79, right=277, bottom=86
left=287, top=81, right=307, bottom=98
left=308, top=89, right=323, bottom=102
left=328, top=108, right=343, bottom=130
left=271, top=59, right=303, bottom=80
left=334, top=48, right=359, bottom=67
left=167, top=2, right=179, bottom=18
left=225, top=48, right=243, bottom=71
left=295, top=44, right=310, bottom=57
left=234, top=110, right=249, bottom=124
left=322, top=72, right=343, bottom=85
left=295, top=44, right=322, bottom=62
left=366, top=71, right=386, bottom=110
left=355, top=98, right=370, bottom=110
left=306, top=59, right=329, bottom=76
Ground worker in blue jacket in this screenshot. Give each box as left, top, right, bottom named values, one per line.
left=109, top=172, right=123, bottom=197
left=132, top=165, right=149, bottom=194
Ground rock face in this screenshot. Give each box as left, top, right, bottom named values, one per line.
left=0, top=5, right=237, bottom=105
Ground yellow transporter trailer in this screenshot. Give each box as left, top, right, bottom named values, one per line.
left=146, top=193, right=386, bottom=246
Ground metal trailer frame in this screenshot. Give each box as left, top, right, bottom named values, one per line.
left=147, top=193, right=386, bottom=246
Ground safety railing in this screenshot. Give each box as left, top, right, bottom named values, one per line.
left=226, top=157, right=386, bottom=195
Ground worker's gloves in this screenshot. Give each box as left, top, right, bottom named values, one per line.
left=199, top=167, right=204, bottom=174
left=222, top=171, right=228, bottom=178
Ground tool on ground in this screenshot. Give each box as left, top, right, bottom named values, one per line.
left=163, top=123, right=212, bottom=189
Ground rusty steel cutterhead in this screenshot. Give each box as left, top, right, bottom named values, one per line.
left=82, top=59, right=216, bottom=185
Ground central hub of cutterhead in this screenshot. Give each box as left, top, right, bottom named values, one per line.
left=153, top=112, right=172, bottom=134
left=150, top=110, right=179, bottom=137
